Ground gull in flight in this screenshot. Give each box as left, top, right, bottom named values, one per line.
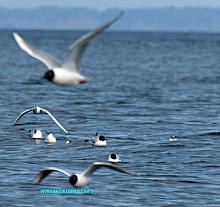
left=10, top=106, right=68, bottom=134
left=13, top=12, right=123, bottom=86
left=33, top=162, right=133, bottom=188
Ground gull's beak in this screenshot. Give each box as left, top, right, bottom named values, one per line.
left=79, top=79, right=87, bottom=84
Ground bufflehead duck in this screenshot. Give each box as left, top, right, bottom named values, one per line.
left=93, top=132, right=107, bottom=147
left=169, top=135, right=177, bottom=141
left=66, top=140, right=72, bottom=144
left=108, top=153, right=121, bottom=163
left=45, top=132, right=56, bottom=143
left=29, top=129, right=43, bottom=139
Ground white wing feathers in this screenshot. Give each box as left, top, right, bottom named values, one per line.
left=63, top=11, right=123, bottom=71
left=13, top=12, right=123, bottom=72
left=82, top=161, right=132, bottom=177
left=10, top=108, right=34, bottom=127
left=13, top=32, right=61, bottom=69
left=33, top=167, right=71, bottom=184
left=41, top=108, right=69, bottom=134
left=10, top=107, right=68, bottom=134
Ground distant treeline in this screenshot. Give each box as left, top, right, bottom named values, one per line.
left=1, top=7, right=220, bottom=32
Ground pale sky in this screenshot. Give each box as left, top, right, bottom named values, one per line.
left=1, top=0, right=220, bottom=10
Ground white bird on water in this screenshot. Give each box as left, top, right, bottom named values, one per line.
left=33, top=162, right=132, bottom=188
left=29, top=129, right=43, bottom=139
left=169, top=135, right=177, bottom=141
left=92, top=132, right=107, bottom=147
left=13, top=12, right=123, bottom=86
left=169, top=135, right=177, bottom=142
left=108, top=153, right=121, bottom=163
left=10, top=106, right=68, bottom=134
left=44, top=132, right=56, bottom=143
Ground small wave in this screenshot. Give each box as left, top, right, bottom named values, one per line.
left=177, top=179, right=207, bottom=184
left=198, top=131, right=220, bottom=136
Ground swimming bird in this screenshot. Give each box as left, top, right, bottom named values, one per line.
left=66, top=140, right=72, bottom=144
left=45, top=132, right=56, bottom=143
left=108, top=153, right=121, bottom=163
left=13, top=12, right=123, bottom=86
left=10, top=106, right=68, bottom=134
left=169, top=135, right=177, bottom=141
left=29, top=129, right=43, bottom=139
left=33, top=162, right=132, bottom=188
left=92, top=132, right=107, bottom=147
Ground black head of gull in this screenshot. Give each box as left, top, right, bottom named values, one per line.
left=68, top=174, right=78, bottom=186
left=108, top=153, right=121, bottom=163
left=44, top=70, right=54, bottom=82
left=33, top=106, right=43, bottom=114
left=99, top=135, right=105, bottom=141
left=110, top=153, right=117, bottom=159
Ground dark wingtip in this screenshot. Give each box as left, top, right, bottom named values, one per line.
left=9, top=123, right=15, bottom=129
left=119, top=11, right=124, bottom=17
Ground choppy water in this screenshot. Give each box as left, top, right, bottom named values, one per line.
left=1, top=30, right=220, bottom=206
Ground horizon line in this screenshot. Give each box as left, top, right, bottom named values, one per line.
left=1, top=5, right=220, bottom=11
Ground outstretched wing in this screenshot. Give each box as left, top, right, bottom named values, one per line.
left=63, top=12, right=123, bottom=71
left=82, top=161, right=133, bottom=177
left=10, top=108, right=33, bottom=127
left=40, top=108, right=69, bottom=134
left=33, top=167, right=71, bottom=184
left=13, top=32, right=62, bottom=69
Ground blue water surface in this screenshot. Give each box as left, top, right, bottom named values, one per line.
left=1, top=30, right=220, bottom=206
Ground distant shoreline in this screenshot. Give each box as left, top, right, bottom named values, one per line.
left=1, top=7, right=220, bottom=32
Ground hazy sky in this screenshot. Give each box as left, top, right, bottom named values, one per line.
left=1, top=0, right=220, bottom=10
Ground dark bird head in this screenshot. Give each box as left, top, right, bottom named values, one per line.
left=28, top=130, right=32, bottom=137
left=110, top=153, right=117, bottom=159
left=99, top=135, right=105, bottom=141
left=69, top=174, right=78, bottom=186
left=46, top=131, right=51, bottom=135
left=44, top=70, right=54, bottom=82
